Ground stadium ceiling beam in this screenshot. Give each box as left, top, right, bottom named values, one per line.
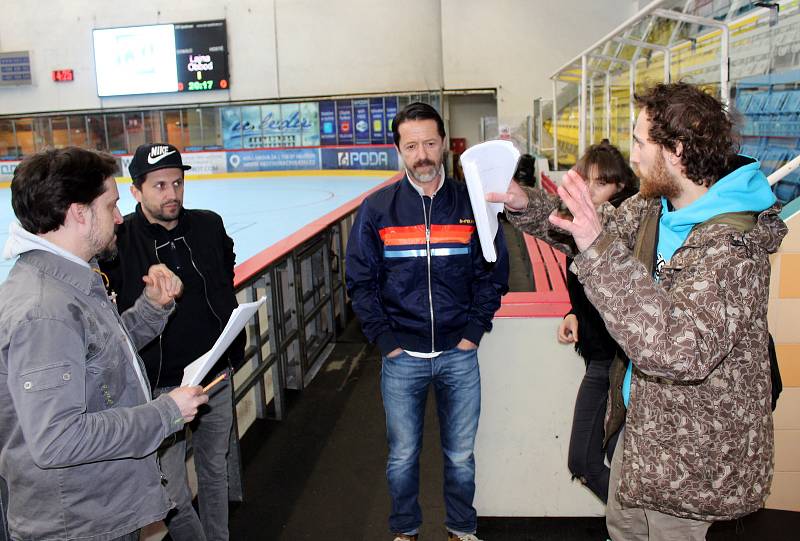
left=550, top=0, right=670, bottom=81
left=588, top=55, right=635, bottom=154
left=652, top=8, right=730, bottom=105
left=612, top=37, right=672, bottom=83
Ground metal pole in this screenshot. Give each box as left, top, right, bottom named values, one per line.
left=527, top=115, right=533, bottom=155
left=612, top=37, right=672, bottom=83
left=768, top=153, right=800, bottom=186
left=552, top=79, right=558, bottom=170
left=664, top=50, right=671, bottom=83
left=580, top=55, right=588, bottom=156
left=630, top=63, right=636, bottom=156
left=537, top=103, right=544, bottom=155
left=123, top=114, right=131, bottom=153
left=605, top=72, right=611, bottom=140
left=589, top=77, right=595, bottom=147
left=550, top=0, right=670, bottom=80
left=720, top=25, right=730, bottom=105
left=653, top=9, right=730, bottom=105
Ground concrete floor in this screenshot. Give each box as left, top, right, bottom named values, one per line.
left=224, top=320, right=800, bottom=541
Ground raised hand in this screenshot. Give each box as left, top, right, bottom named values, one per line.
left=142, top=264, right=183, bottom=307
left=547, top=170, right=603, bottom=252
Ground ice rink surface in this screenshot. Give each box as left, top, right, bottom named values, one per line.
left=0, top=171, right=394, bottom=282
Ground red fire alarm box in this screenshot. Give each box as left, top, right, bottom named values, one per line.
left=450, top=138, right=467, bottom=155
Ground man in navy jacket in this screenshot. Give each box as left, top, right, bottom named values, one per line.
left=346, top=103, right=509, bottom=541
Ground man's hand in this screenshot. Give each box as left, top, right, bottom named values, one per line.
left=143, top=264, right=183, bottom=307
left=456, top=338, right=478, bottom=351
left=485, top=179, right=529, bottom=212
left=386, top=348, right=404, bottom=359
left=547, top=170, right=603, bottom=252
left=167, top=386, right=208, bottom=423
left=557, top=314, right=579, bottom=344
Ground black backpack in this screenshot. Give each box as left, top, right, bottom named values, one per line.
left=768, top=333, right=783, bottom=411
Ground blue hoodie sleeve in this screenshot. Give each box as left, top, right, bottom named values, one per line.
left=462, top=222, right=510, bottom=345
left=345, top=200, right=400, bottom=355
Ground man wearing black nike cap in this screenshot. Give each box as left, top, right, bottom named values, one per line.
left=101, top=143, right=244, bottom=541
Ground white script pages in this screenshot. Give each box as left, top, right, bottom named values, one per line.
left=181, top=296, right=267, bottom=386
left=461, top=140, right=520, bottom=262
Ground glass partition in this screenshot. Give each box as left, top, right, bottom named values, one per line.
left=0, top=91, right=443, bottom=158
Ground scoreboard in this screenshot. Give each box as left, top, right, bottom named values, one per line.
left=93, top=20, right=230, bottom=97
left=175, top=20, right=229, bottom=92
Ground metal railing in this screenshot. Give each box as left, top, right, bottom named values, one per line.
left=228, top=173, right=400, bottom=425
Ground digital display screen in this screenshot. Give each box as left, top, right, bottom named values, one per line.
left=92, top=20, right=229, bottom=97
left=52, top=69, right=75, bottom=82
left=175, top=20, right=229, bottom=92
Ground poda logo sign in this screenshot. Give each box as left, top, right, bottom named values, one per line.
left=337, top=151, right=389, bottom=168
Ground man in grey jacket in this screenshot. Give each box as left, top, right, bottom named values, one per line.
left=0, top=147, right=208, bottom=541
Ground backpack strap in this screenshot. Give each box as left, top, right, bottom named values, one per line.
left=632, top=207, right=660, bottom=273
left=692, top=211, right=758, bottom=234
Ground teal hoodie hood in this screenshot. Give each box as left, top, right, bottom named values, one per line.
left=657, top=155, right=776, bottom=266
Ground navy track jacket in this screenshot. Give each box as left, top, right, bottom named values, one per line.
left=345, top=175, right=509, bottom=355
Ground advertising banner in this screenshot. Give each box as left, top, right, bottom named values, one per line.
left=384, top=96, right=398, bottom=143
left=336, top=99, right=354, bottom=145
left=300, top=102, right=321, bottom=147
left=0, top=160, right=21, bottom=182
left=369, top=97, right=386, bottom=144
left=319, top=100, right=337, bottom=146
left=353, top=99, right=371, bottom=145
left=226, top=148, right=321, bottom=172
left=221, top=107, right=243, bottom=149
left=221, top=103, right=320, bottom=150
left=241, top=105, right=265, bottom=149
left=320, top=145, right=398, bottom=171
left=119, top=152, right=227, bottom=178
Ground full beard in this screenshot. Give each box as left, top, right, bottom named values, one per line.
left=637, top=154, right=681, bottom=200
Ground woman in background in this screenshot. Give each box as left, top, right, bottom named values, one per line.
left=556, top=140, right=638, bottom=503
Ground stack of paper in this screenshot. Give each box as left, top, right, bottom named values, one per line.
left=461, top=140, right=521, bottom=262
left=181, top=296, right=267, bottom=386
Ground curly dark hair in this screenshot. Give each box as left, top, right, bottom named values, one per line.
left=11, top=147, right=118, bottom=234
left=634, top=82, right=740, bottom=187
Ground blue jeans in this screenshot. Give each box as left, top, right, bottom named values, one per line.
left=155, top=373, right=233, bottom=541
left=381, top=347, right=481, bottom=536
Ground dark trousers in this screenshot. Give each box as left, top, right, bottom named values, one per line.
left=0, top=476, right=8, bottom=541
left=567, top=356, right=621, bottom=503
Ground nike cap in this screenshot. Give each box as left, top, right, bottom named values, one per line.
left=128, top=143, right=191, bottom=181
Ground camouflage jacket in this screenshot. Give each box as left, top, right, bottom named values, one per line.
left=507, top=188, right=787, bottom=521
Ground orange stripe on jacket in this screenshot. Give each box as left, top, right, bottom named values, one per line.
left=380, top=224, right=475, bottom=246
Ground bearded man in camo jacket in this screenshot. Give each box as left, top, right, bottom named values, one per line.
left=489, top=83, right=786, bottom=540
